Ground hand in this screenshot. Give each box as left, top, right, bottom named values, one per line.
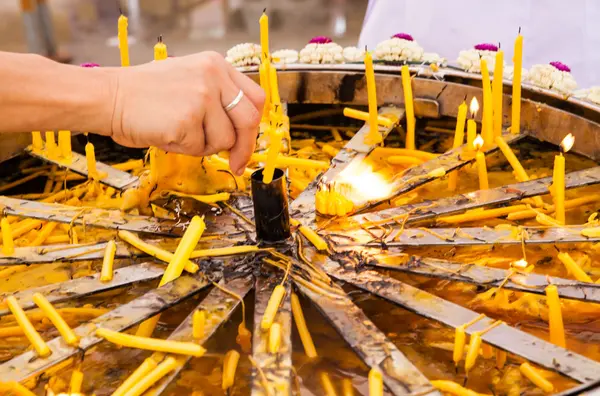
left=109, top=52, right=264, bottom=176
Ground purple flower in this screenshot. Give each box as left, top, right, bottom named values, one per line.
left=474, top=43, right=498, bottom=52
left=392, top=33, right=414, bottom=41
left=309, top=36, right=333, bottom=44
left=550, top=61, right=571, bottom=72
left=80, top=63, right=100, bottom=68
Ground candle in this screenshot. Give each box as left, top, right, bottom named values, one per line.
left=364, top=50, right=382, bottom=144
left=58, top=130, right=72, bottom=159
left=32, top=292, right=79, bottom=347
left=448, top=100, right=468, bottom=191
left=96, top=328, right=206, bottom=356
left=259, top=62, right=271, bottom=121
left=118, top=13, right=130, bottom=67
left=545, top=285, right=566, bottom=348
left=552, top=133, right=574, bottom=224
left=193, top=310, right=206, bottom=339
left=262, top=127, right=284, bottom=184
left=259, top=9, right=270, bottom=58
left=1, top=217, right=14, bottom=255
left=466, top=98, right=479, bottom=150
left=261, top=284, right=286, bottom=330
left=269, top=322, right=281, bottom=353
left=45, top=131, right=57, bottom=157
left=100, top=240, right=116, bottom=282
left=480, top=59, right=494, bottom=147
left=69, top=369, right=84, bottom=393
left=465, top=332, right=482, bottom=374
left=112, top=358, right=158, bottom=396
left=368, top=368, right=384, bottom=396
left=290, top=218, right=328, bottom=252
left=343, top=108, right=394, bottom=127
left=512, top=30, right=523, bottom=134
left=520, top=363, right=554, bottom=393
left=222, top=350, right=240, bottom=390
left=85, top=142, right=98, bottom=179
left=493, top=49, right=504, bottom=138
left=474, top=135, right=489, bottom=190
left=496, top=349, right=507, bottom=369
left=320, top=372, right=336, bottom=396
left=291, top=292, right=318, bottom=358
left=31, top=131, right=43, bottom=151
left=453, top=326, right=466, bottom=366
left=125, top=357, right=178, bottom=396
left=269, top=65, right=281, bottom=113
left=154, top=36, right=168, bottom=61
left=557, top=252, right=592, bottom=283
left=401, top=65, right=416, bottom=149
left=6, top=296, right=51, bottom=357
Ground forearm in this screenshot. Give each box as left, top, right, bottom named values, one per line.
left=0, top=52, right=116, bottom=136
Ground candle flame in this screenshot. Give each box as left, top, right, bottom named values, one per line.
left=560, top=133, right=575, bottom=153
left=473, top=134, right=484, bottom=151
left=336, top=161, right=393, bottom=202
left=511, top=259, right=529, bottom=269
left=469, top=97, right=479, bottom=116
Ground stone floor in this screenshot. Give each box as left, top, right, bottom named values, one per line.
left=0, top=0, right=367, bottom=66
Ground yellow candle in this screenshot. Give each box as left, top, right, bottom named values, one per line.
left=45, top=131, right=58, bottom=157
left=342, top=378, right=355, bottom=396
left=493, top=49, right=504, bottom=138
left=552, top=153, right=566, bottom=224
left=193, top=310, right=205, bottom=339
left=85, top=142, right=98, bottom=179
left=259, top=62, right=271, bottom=121
left=368, top=368, right=384, bottom=396
left=401, top=65, right=416, bottom=149
left=466, top=98, right=479, bottom=150
left=222, top=350, right=240, bottom=390
left=154, top=36, right=168, bottom=61
left=33, top=292, right=79, bottom=347
left=101, top=240, right=117, bottom=282
left=125, top=356, right=179, bottom=396
left=512, top=31, right=523, bottom=135
left=545, top=285, right=566, bottom=348
left=136, top=215, right=205, bottom=337
left=494, top=136, right=531, bottom=180
left=496, top=349, right=507, bottom=369
left=464, top=332, right=482, bottom=374
left=343, top=108, right=394, bottom=128
left=268, top=322, right=281, bottom=353
left=57, top=130, right=72, bottom=159
left=557, top=252, right=592, bottom=283
left=520, top=363, right=554, bottom=393
left=320, top=372, right=337, bottom=396
left=259, top=10, right=270, bottom=58
left=480, top=59, right=494, bottom=147
left=118, top=13, right=130, bottom=67
left=364, top=51, right=382, bottom=144
left=262, top=127, right=284, bottom=184
left=448, top=100, right=468, bottom=191
left=31, top=131, right=43, bottom=151
left=261, top=284, right=286, bottom=330
left=6, top=296, right=51, bottom=357
left=291, top=292, right=318, bottom=358
left=290, top=219, right=328, bottom=252
left=453, top=326, right=466, bottom=366
left=1, top=217, right=15, bottom=255
left=474, top=135, right=489, bottom=190
left=431, top=380, right=482, bottom=396
left=269, top=66, right=281, bottom=108
left=69, top=368, right=84, bottom=393
left=96, top=328, right=206, bottom=356
left=111, top=358, right=158, bottom=396
left=481, top=343, right=494, bottom=359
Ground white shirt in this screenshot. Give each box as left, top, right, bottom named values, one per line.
left=359, top=0, right=600, bottom=87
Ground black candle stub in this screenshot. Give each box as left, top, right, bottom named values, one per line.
left=251, top=168, right=291, bottom=242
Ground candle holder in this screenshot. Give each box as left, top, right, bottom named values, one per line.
left=251, top=168, right=291, bottom=243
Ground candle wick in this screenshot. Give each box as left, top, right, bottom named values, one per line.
left=498, top=42, right=501, bottom=49
left=518, top=26, right=522, bottom=34
left=263, top=7, right=267, bottom=13
left=158, top=35, right=163, bottom=43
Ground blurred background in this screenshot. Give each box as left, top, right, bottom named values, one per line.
left=1, top=0, right=367, bottom=65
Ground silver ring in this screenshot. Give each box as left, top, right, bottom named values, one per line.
left=224, top=90, right=244, bottom=112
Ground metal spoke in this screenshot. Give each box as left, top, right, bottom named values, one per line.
left=26, top=146, right=140, bottom=190
left=0, top=273, right=211, bottom=383
left=0, top=262, right=165, bottom=317
left=344, top=166, right=600, bottom=227
left=369, top=254, right=600, bottom=304
left=290, top=106, right=405, bottom=226
left=319, top=256, right=600, bottom=383
left=153, top=276, right=254, bottom=395
left=295, top=279, right=438, bottom=396
left=251, top=272, right=293, bottom=395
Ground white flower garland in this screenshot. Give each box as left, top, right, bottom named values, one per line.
left=299, top=42, right=344, bottom=64
left=225, top=43, right=261, bottom=67
left=526, top=64, right=577, bottom=94
left=272, top=49, right=299, bottom=64
left=342, top=46, right=366, bottom=63
left=374, top=37, right=424, bottom=62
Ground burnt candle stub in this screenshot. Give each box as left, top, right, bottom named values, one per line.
left=251, top=168, right=291, bottom=242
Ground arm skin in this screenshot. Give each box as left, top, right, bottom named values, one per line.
left=0, top=51, right=265, bottom=176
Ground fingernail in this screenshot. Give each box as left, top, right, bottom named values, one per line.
left=234, top=167, right=244, bottom=176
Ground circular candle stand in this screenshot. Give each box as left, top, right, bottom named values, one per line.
left=2, top=63, right=600, bottom=395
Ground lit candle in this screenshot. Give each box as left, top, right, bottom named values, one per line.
left=545, top=285, right=566, bottom=348
left=118, top=13, right=130, bottom=67
left=85, top=141, right=98, bottom=179
left=364, top=50, right=382, bottom=144
left=466, top=98, right=479, bottom=150
left=57, top=130, right=72, bottom=160
left=45, top=131, right=58, bottom=158
left=401, top=65, right=416, bottom=150
left=474, top=135, right=489, bottom=190
left=31, top=131, right=43, bottom=151
left=493, top=48, right=504, bottom=138
left=512, top=29, right=523, bottom=134
left=154, top=36, right=168, bottom=61
left=480, top=59, right=494, bottom=147
left=262, top=127, right=284, bottom=184
left=448, top=100, right=468, bottom=191
left=1, top=216, right=14, bottom=255
left=552, top=133, right=574, bottom=224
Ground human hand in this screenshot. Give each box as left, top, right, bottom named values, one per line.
left=109, top=52, right=264, bottom=176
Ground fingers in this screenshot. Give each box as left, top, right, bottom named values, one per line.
left=203, top=94, right=236, bottom=156
left=220, top=81, right=261, bottom=176
left=224, top=62, right=266, bottom=112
